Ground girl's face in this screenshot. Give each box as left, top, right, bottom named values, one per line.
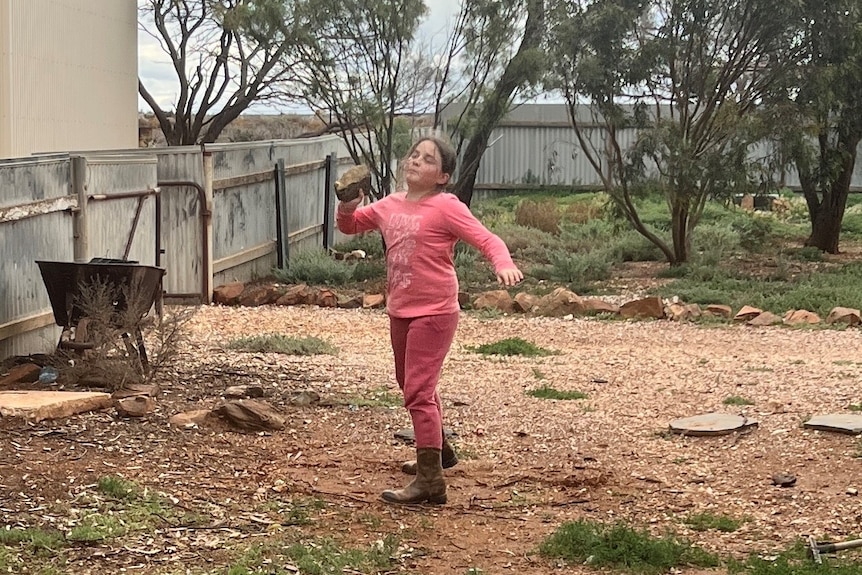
left=404, top=140, right=450, bottom=191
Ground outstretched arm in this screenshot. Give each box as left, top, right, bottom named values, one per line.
left=445, top=197, right=523, bottom=286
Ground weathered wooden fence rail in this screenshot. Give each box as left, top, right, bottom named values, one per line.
left=0, top=135, right=356, bottom=358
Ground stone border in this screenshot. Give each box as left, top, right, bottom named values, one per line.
left=212, top=281, right=861, bottom=328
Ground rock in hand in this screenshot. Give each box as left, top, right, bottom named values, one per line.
left=334, top=164, right=372, bottom=202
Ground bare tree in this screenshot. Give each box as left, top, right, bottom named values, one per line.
left=291, top=0, right=430, bottom=195
left=138, top=0, right=300, bottom=145
left=446, top=0, right=546, bottom=206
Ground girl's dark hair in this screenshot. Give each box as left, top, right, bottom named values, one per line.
left=399, top=136, right=458, bottom=190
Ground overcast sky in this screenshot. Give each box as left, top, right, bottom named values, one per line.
left=137, top=0, right=463, bottom=114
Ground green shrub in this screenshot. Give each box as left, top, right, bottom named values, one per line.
left=228, top=334, right=337, bottom=355
left=558, top=219, right=615, bottom=252
left=840, top=210, right=862, bottom=240
left=333, top=233, right=385, bottom=258
left=731, top=216, right=774, bottom=252
left=545, top=250, right=612, bottom=284
left=493, top=223, right=561, bottom=263
left=351, top=259, right=386, bottom=282
left=692, top=223, right=741, bottom=265
left=274, top=249, right=354, bottom=285
left=468, top=337, right=555, bottom=357
left=608, top=231, right=666, bottom=262
left=454, top=243, right=495, bottom=284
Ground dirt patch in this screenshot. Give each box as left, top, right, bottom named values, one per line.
left=2, top=304, right=862, bottom=573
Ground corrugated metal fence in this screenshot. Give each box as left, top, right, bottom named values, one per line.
left=439, top=104, right=862, bottom=194
left=0, top=135, right=356, bottom=358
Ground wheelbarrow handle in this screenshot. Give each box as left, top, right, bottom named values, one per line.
left=818, top=539, right=862, bottom=553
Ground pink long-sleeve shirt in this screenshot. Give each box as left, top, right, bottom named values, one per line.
left=337, top=191, right=516, bottom=318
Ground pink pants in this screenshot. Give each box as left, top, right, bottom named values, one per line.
left=389, top=312, right=459, bottom=449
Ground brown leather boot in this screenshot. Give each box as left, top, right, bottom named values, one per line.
left=401, top=438, right=458, bottom=475
left=381, top=448, right=447, bottom=505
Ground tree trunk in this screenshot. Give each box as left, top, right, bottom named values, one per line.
left=451, top=0, right=544, bottom=207
left=670, top=200, right=689, bottom=265
left=805, top=182, right=850, bottom=253
left=804, top=137, right=858, bottom=254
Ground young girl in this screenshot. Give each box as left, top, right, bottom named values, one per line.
left=336, top=137, right=523, bottom=505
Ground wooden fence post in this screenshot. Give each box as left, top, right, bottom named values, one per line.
left=71, top=156, right=89, bottom=262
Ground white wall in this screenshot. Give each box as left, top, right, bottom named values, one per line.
left=0, top=0, right=138, bottom=159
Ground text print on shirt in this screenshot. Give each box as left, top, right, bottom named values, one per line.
left=387, top=212, right=423, bottom=290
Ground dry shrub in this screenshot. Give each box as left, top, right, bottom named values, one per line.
left=515, top=199, right=562, bottom=234
left=62, top=277, right=195, bottom=391
left=563, top=201, right=602, bottom=224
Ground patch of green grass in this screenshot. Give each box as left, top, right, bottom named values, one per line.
left=0, top=527, right=64, bottom=552
left=468, top=337, right=555, bottom=357
left=849, top=404, right=862, bottom=412
left=283, top=498, right=326, bottom=527
left=343, top=386, right=401, bottom=408
left=789, top=246, right=825, bottom=262
left=539, top=519, right=719, bottom=574
left=684, top=512, right=745, bottom=532
left=528, top=385, right=588, bottom=401
left=66, top=513, right=127, bottom=543
left=474, top=306, right=504, bottom=320
left=723, top=396, right=755, bottom=406
left=97, top=475, right=139, bottom=500
left=728, top=542, right=862, bottom=574
left=228, top=334, right=337, bottom=355
left=357, top=514, right=382, bottom=529
left=283, top=536, right=399, bottom=575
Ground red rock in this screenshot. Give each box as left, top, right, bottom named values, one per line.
left=213, top=282, right=245, bottom=305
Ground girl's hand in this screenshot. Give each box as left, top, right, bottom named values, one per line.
left=339, top=190, right=365, bottom=211
left=496, top=267, right=524, bottom=287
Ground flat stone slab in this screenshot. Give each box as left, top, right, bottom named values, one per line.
left=0, top=391, right=112, bottom=422
left=669, top=413, right=758, bottom=436
left=803, top=414, right=862, bottom=435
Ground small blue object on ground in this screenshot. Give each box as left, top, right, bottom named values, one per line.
left=38, top=366, right=59, bottom=384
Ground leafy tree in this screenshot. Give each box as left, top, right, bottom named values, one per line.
left=138, top=0, right=299, bottom=145
left=781, top=0, right=862, bottom=253
left=547, top=0, right=804, bottom=264
left=291, top=0, right=429, bottom=196
left=445, top=0, right=547, bottom=206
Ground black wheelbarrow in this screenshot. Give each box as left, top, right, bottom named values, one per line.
left=36, top=259, right=165, bottom=374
